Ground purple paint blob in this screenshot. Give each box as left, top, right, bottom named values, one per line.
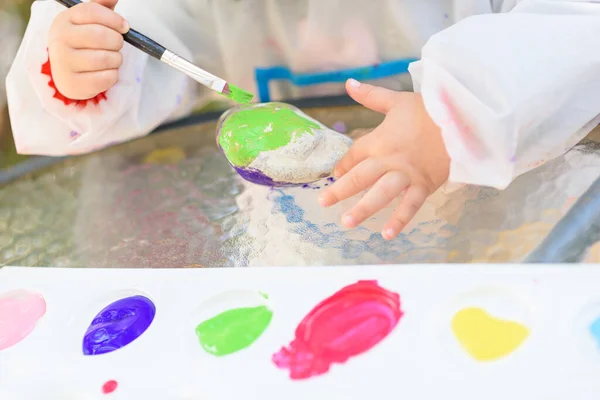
left=82, top=295, right=156, bottom=356
left=332, top=121, right=347, bottom=133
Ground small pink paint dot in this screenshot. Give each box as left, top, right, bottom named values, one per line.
left=102, top=380, right=118, bottom=394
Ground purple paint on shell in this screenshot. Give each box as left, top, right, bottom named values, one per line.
left=82, top=295, right=156, bottom=356
left=234, top=166, right=290, bottom=187
left=327, top=177, right=336, bottom=183
left=69, top=131, right=81, bottom=139
left=216, top=136, right=280, bottom=186
left=233, top=166, right=330, bottom=187
left=136, top=77, right=142, bottom=83
left=176, top=95, right=182, bottom=105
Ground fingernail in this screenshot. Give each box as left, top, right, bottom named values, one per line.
left=318, top=195, right=330, bottom=207
left=383, top=228, right=395, bottom=240
left=347, top=78, right=361, bottom=88
left=122, top=19, right=130, bottom=33
left=342, top=214, right=356, bottom=228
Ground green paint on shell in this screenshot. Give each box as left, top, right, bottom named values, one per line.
left=218, top=104, right=322, bottom=167
left=195, top=305, right=273, bottom=356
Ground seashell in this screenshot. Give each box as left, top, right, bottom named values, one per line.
left=216, top=102, right=352, bottom=186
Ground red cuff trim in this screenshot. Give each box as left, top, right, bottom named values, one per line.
left=41, top=49, right=107, bottom=108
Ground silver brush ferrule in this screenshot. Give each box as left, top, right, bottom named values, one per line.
left=160, top=50, right=226, bottom=93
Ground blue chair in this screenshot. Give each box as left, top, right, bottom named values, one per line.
left=254, top=58, right=419, bottom=102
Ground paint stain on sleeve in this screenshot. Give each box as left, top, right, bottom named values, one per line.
left=439, top=89, right=484, bottom=159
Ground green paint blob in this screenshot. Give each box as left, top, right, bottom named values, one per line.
left=218, top=104, right=322, bottom=167
left=194, top=305, right=273, bottom=356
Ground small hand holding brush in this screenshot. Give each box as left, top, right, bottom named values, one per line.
left=53, top=0, right=254, bottom=104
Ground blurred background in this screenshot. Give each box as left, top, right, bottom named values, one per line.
left=0, top=0, right=32, bottom=169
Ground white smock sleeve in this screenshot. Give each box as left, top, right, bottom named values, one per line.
left=409, top=0, right=600, bottom=189
left=6, top=0, right=201, bottom=156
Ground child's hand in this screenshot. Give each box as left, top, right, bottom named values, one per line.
left=48, top=0, right=129, bottom=100
left=319, top=79, right=450, bottom=240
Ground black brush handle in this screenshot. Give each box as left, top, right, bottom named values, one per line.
left=123, top=29, right=166, bottom=60
left=53, top=0, right=167, bottom=60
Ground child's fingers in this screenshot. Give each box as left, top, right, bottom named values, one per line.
left=346, top=79, right=402, bottom=115
left=90, top=0, right=120, bottom=11
left=382, top=185, right=428, bottom=240
left=341, top=171, right=409, bottom=229
left=70, top=69, right=119, bottom=99
left=319, top=158, right=386, bottom=208
left=69, top=2, right=129, bottom=34
left=67, top=24, right=125, bottom=51
left=333, top=135, right=369, bottom=178
left=70, top=49, right=123, bottom=72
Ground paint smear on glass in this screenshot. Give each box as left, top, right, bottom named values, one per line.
left=273, top=280, right=402, bottom=380
left=142, top=146, right=186, bottom=165
left=0, top=290, right=46, bottom=351
left=195, top=304, right=273, bottom=356
left=452, top=307, right=529, bottom=362
left=589, top=316, right=600, bottom=350
left=83, top=295, right=156, bottom=356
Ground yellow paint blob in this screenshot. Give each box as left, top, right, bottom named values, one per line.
left=143, top=147, right=186, bottom=165
left=451, top=307, right=529, bottom=362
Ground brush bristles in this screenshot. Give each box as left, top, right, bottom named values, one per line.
left=221, top=83, right=254, bottom=104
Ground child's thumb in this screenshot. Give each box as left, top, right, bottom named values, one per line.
left=90, top=0, right=119, bottom=11
left=346, top=79, right=399, bottom=114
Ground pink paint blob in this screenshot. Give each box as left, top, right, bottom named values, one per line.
left=273, top=280, right=402, bottom=380
left=0, top=290, right=47, bottom=351
left=102, top=380, right=118, bottom=394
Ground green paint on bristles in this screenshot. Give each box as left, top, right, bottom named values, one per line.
left=223, top=83, right=254, bottom=104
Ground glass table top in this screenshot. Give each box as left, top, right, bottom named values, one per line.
left=2, top=105, right=600, bottom=268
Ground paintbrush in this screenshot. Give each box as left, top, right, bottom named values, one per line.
left=53, top=0, right=254, bottom=104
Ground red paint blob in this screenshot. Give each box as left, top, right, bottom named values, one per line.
left=272, top=280, right=403, bottom=380
left=41, top=50, right=108, bottom=108
left=102, top=380, right=118, bottom=394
